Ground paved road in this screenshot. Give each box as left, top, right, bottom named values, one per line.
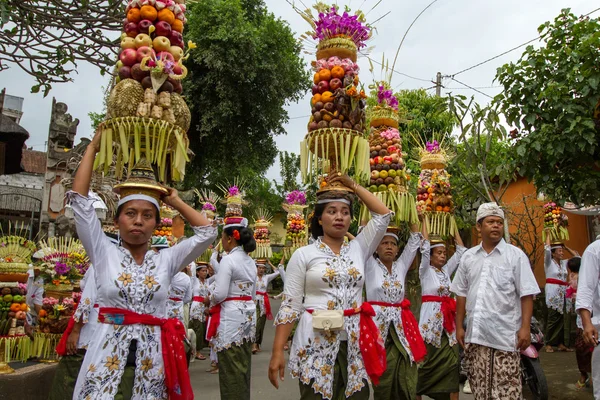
left=189, top=299, right=592, bottom=399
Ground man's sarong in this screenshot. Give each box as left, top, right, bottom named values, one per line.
left=464, top=343, right=521, bottom=400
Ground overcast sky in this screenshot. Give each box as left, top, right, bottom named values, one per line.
left=1, top=0, right=593, bottom=183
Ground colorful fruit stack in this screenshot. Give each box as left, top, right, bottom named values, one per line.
left=362, top=83, right=417, bottom=225
left=219, top=181, right=247, bottom=227
left=298, top=4, right=372, bottom=184
left=152, top=205, right=178, bottom=246
left=542, top=202, right=569, bottom=241
left=417, top=140, right=456, bottom=236
left=195, top=189, right=221, bottom=222
left=37, top=238, right=90, bottom=296
left=95, top=0, right=194, bottom=182
left=282, top=190, right=308, bottom=258
left=0, top=284, right=28, bottom=337
left=251, top=208, right=273, bottom=259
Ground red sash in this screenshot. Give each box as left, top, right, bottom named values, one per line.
left=370, top=299, right=427, bottom=363
left=546, top=278, right=569, bottom=286
left=98, top=307, right=192, bottom=400
left=169, top=297, right=182, bottom=302
left=256, top=291, right=273, bottom=320
left=55, top=303, right=78, bottom=357
left=422, top=295, right=457, bottom=334
left=206, top=296, right=253, bottom=340
left=307, top=302, right=387, bottom=385
left=192, top=296, right=205, bottom=303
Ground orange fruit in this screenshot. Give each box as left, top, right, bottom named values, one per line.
left=127, top=8, right=141, bottom=23
left=321, top=91, right=334, bottom=103
left=313, top=73, right=320, bottom=84
left=140, top=5, right=158, bottom=21
left=311, top=93, right=322, bottom=105
left=172, top=19, right=184, bottom=33
left=158, top=9, right=175, bottom=25
left=318, top=69, right=331, bottom=82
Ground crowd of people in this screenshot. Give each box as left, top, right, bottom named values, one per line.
left=39, top=128, right=600, bottom=400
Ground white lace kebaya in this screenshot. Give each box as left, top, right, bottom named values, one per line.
left=274, top=212, right=391, bottom=400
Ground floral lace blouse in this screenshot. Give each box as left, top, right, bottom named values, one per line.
left=73, top=266, right=99, bottom=349
left=190, top=275, right=210, bottom=322
left=275, top=212, right=391, bottom=400
left=68, top=191, right=216, bottom=400
left=208, top=246, right=257, bottom=352
left=364, top=231, right=421, bottom=361
left=166, top=272, right=192, bottom=323
left=544, top=245, right=574, bottom=314
left=256, top=267, right=284, bottom=317
left=418, top=240, right=466, bottom=347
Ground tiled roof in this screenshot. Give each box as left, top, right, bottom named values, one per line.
left=21, top=149, right=46, bottom=174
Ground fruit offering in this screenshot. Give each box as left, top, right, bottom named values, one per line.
left=195, top=189, right=221, bottom=221
left=360, top=84, right=417, bottom=225
left=543, top=202, right=569, bottom=241
left=95, top=0, right=194, bottom=182
left=298, top=4, right=374, bottom=183
left=417, top=140, right=456, bottom=236
left=283, top=191, right=308, bottom=258
left=38, top=296, right=75, bottom=334
left=0, top=226, right=37, bottom=283
left=0, top=284, right=28, bottom=337
left=251, top=208, right=273, bottom=259
left=153, top=205, right=177, bottom=246
left=38, top=238, right=90, bottom=290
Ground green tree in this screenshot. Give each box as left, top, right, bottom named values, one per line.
left=448, top=95, right=516, bottom=230
left=183, top=0, right=309, bottom=189
left=274, top=151, right=302, bottom=195
left=495, top=9, right=600, bottom=206
left=396, top=89, right=457, bottom=152
left=0, top=0, right=122, bottom=95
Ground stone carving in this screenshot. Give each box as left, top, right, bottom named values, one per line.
left=48, top=98, right=79, bottom=162
left=54, top=214, right=75, bottom=238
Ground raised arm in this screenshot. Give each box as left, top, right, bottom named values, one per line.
left=445, top=230, right=467, bottom=276
left=331, top=174, right=390, bottom=215
left=72, top=130, right=101, bottom=196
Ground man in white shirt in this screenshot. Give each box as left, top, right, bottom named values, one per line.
left=575, top=239, right=600, bottom=399
left=451, top=202, right=540, bottom=399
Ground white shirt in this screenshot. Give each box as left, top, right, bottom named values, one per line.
left=167, top=272, right=192, bottom=324
left=74, top=266, right=99, bottom=349
left=275, top=212, right=391, bottom=400
left=419, top=241, right=466, bottom=347
left=364, top=231, right=421, bottom=361
left=208, top=246, right=257, bottom=352
left=544, top=245, right=574, bottom=313
left=575, top=240, right=600, bottom=327
left=190, top=276, right=210, bottom=322
left=68, top=191, right=216, bottom=400
left=450, top=239, right=540, bottom=352
left=255, top=267, right=284, bottom=317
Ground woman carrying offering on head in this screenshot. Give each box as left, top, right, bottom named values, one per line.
left=205, top=183, right=257, bottom=400
left=416, top=230, right=466, bottom=400
left=269, top=174, right=391, bottom=400
left=70, top=129, right=216, bottom=400
left=544, top=234, right=579, bottom=352
left=253, top=257, right=285, bottom=354
left=365, top=218, right=427, bottom=400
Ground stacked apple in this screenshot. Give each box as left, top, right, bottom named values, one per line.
left=286, top=213, right=306, bottom=247
left=118, top=0, right=187, bottom=94
left=416, top=169, right=453, bottom=213
left=308, top=56, right=365, bottom=132
left=254, top=226, right=270, bottom=245
left=368, top=131, right=405, bottom=193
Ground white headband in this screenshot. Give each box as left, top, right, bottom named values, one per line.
left=118, top=194, right=160, bottom=211
left=383, top=232, right=399, bottom=241
left=431, top=243, right=446, bottom=249
left=551, top=245, right=562, bottom=250
left=316, top=198, right=351, bottom=205
left=223, top=217, right=248, bottom=230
